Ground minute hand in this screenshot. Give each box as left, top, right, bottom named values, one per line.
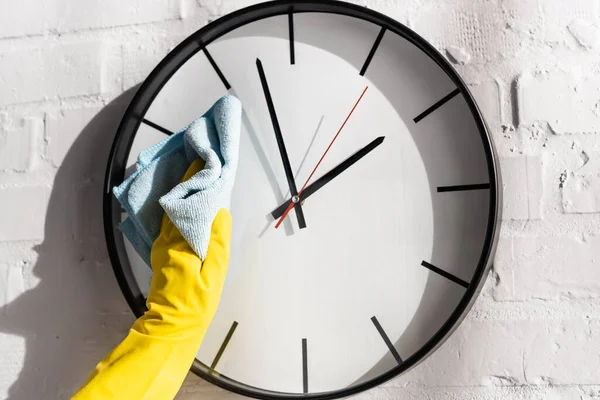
left=256, top=58, right=307, bottom=229
left=271, top=136, right=385, bottom=219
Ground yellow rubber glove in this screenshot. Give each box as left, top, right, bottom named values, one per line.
left=73, top=159, right=231, bottom=400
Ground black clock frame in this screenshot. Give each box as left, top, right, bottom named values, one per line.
left=103, top=1, right=502, bottom=399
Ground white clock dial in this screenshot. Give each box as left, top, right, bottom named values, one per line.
left=106, top=2, right=501, bottom=399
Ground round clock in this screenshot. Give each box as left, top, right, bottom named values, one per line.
left=104, top=1, right=502, bottom=398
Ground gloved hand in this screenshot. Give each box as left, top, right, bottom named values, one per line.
left=73, top=158, right=231, bottom=400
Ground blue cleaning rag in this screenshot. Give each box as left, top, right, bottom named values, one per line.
left=113, top=95, right=242, bottom=265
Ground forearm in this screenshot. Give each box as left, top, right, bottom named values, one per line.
left=72, top=243, right=208, bottom=400
left=72, top=320, right=204, bottom=400
left=73, top=159, right=231, bottom=400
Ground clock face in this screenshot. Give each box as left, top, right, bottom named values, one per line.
left=104, top=1, right=501, bottom=399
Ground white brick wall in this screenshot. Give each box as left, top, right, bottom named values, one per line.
left=0, top=42, right=122, bottom=106
left=0, top=113, right=43, bottom=172
left=517, top=69, right=600, bottom=134
left=0, top=0, right=599, bottom=399
left=0, top=186, right=50, bottom=241
left=0, top=0, right=181, bottom=39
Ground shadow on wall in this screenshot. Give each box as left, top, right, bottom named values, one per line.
left=0, top=89, right=139, bottom=399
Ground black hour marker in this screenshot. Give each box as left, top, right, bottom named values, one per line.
left=141, top=118, right=173, bottom=136
left=438, top=183, right=491, bottom=193
left=201, top=45, right=231, bottom=90
left=414, top=88, right=461, bottom=123
left=302, top=338, right=308, bottom=393
left=289, top=10, right=295, bottom=65
left=371, top=316, right=403, bottom=365
left=360, top=27, right=386, bottom=76
left=210, top=321, right=239, bottom=370
left=421, top=261, right=469, bottom=288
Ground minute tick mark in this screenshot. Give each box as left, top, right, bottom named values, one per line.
left=414, top=88, right=461, bottom=123
left=371, top=316, right=403, bottom=364
left=302, top=338, right=308, bottom=393
left=289, top=9, right=296, bottom=65
left=421, top=261, right=469, bottom=288
left=141, top=118, right=173, bottom=136
left=360, top=27, right=386, bottom=76
left=201, top=45, right=231, bottom=90
left=438, top=183, right=491, bottom=193
left=210, top=321, right=238, bottom=371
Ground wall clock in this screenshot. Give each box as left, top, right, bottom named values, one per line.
left=104, top=1, right=502, bottom=398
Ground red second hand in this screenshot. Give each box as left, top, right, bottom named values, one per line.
left=275, top=85, right=369, bottom=229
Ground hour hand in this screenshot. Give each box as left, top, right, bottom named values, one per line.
left=256, top=58, right=307, bottom=229
left=271, top=136, right=385, bottom=219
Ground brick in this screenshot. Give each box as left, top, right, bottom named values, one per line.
left=357, top=385, right=600, bottom=400
left=542, top=0, right=599, bottom=44
left=0, top=264, right=26, bottom=308
left=525, top=320, right=600, bottom=385
left=494, top=235, right=600, bottom=301
left=385, top=319, right=600, bottom=388
left=0, top=0, right=179, bottom=38
left=363, top=0, right=409, bottom=24
left=0, top=186, right=50, bottom=241
left=517, top=70, right=600, bottom=134
left=46, top=108, right=102, bottom=167
left=52, top=0, right=180, bottom=32
left=0, top=334, right=25, bottom=396
left=388, top=319, right=527, bottom=387
left=0, top=0, right=47, bottom=39
left=469, top=80, right=503, bottom=128
left=194, top=0, right=225, bottom=16
left=123, top=35, right=187, bottom=89
left=0, top=113, right=43, bottom=172
left=0, top=242, right=38, bottom=266
left=542, top=0, right=599, bottom=24
left=562, top=151, right=600, bottom=213
left=217, top=0, right=265, bottom=16
left=471, top=292, right=600, bottom=322
left=500, top=0, right=544, bottom=40
left=501, top=156, right=543, bottom=220
left=0, top=42, right=121, bottom=106
left=72, top=179, right=108, bottom=263
left=414, top=0, right=540, bottom=63
left=568, top=19, right=600, bottom=50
